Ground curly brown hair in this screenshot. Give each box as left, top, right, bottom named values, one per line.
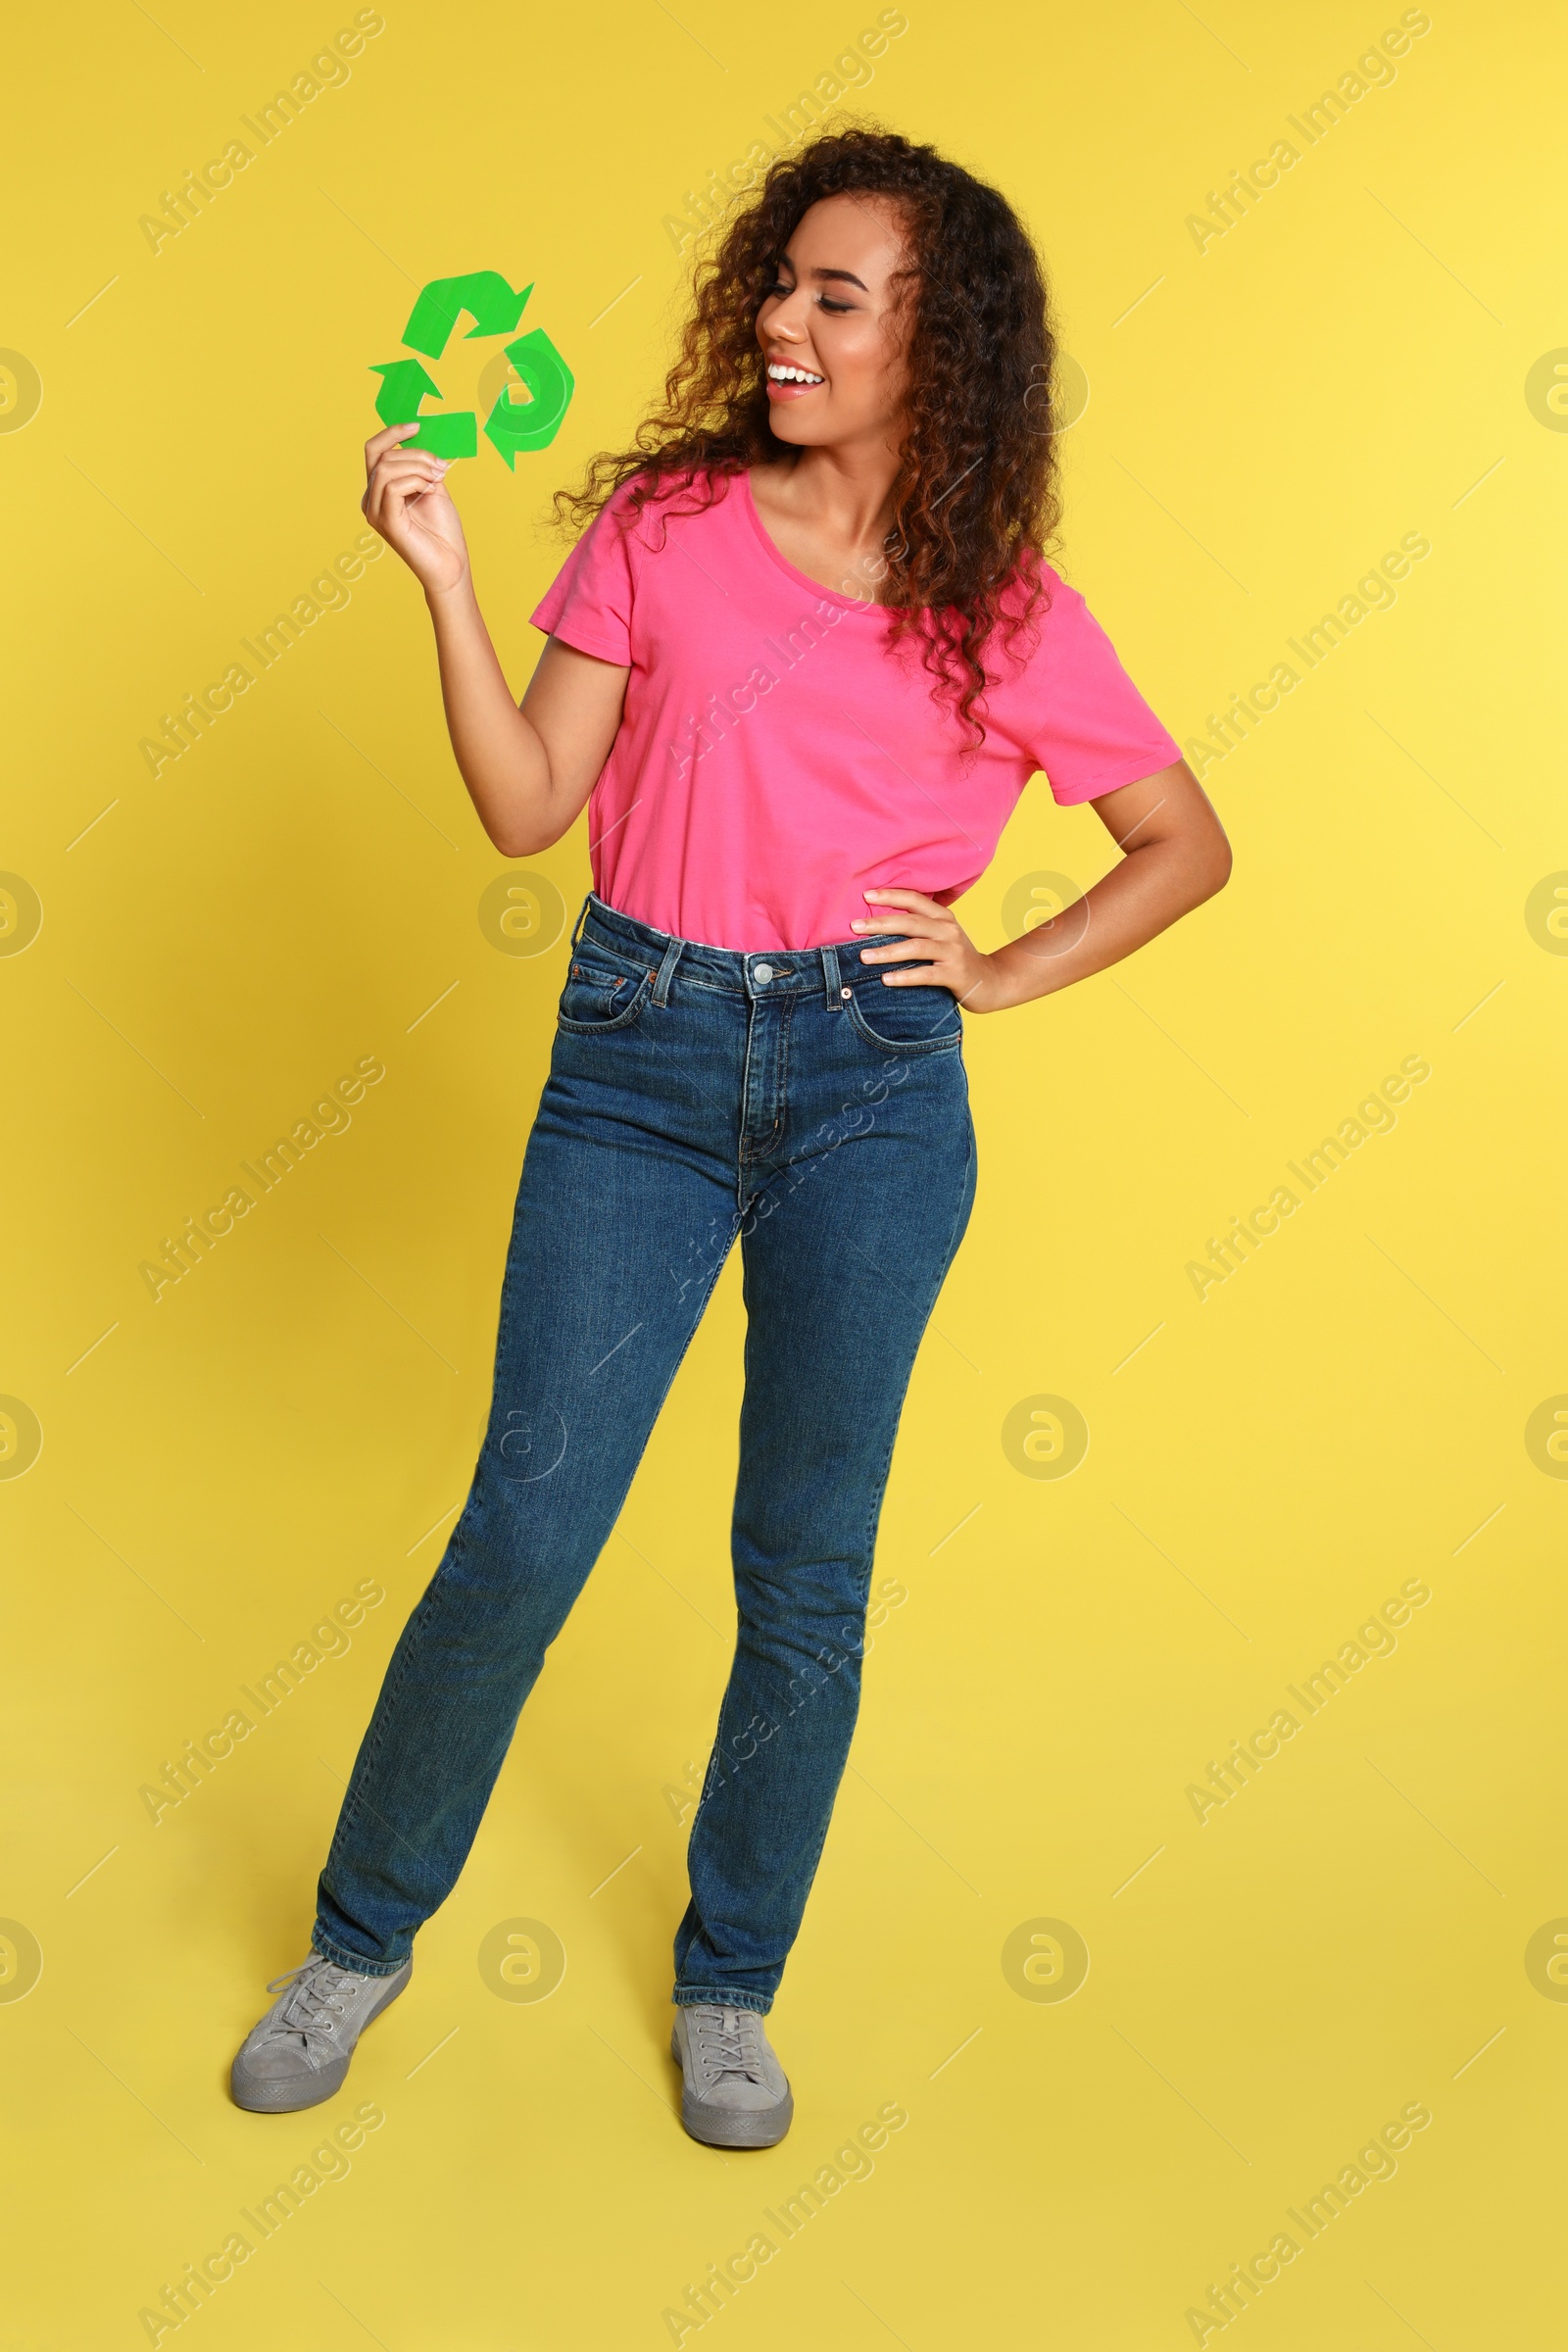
left=555, top=125, right=1062, bottom=739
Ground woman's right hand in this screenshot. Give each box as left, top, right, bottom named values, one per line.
left=361, top=421, right=471, bottom=598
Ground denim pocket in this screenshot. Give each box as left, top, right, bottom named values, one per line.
left=843, top=980, right=962, bottom=1054
left=557, top=954, right=656, bottom=1034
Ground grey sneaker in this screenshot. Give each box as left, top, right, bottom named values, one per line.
left=671, top=2003, right=793, bottom=2148
left=230, top=1953, right=411, bottom=2113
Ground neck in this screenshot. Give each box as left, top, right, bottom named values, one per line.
left=775, top=440, right=902, bottom=550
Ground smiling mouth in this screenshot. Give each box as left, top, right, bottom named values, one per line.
left=766, top=362, right=825, bottom=391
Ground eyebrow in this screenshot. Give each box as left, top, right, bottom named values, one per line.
left=776, top=263, right=870, bottom=292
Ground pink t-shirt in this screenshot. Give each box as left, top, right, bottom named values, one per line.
left=530, top=468, right=1180, bottom=952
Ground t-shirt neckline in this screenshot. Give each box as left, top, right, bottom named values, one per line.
left=739, top=467, right=885, bottom=615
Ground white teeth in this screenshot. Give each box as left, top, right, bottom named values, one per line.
left=767, top=363, right=823, bottom=384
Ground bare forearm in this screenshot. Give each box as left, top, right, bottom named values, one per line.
left=424, top=580, right=559, bottom=854
left=359, top=424, right=623, bottom=853
left=987, top=836, right=1228, bottom=1008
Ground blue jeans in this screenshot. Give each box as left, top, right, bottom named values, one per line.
left=314, top=895, right=976, bottom=2011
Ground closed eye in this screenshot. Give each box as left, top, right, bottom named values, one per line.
left=762, top=281, right=856, bottom=314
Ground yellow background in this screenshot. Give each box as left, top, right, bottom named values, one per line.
left=3, top=1, right=1564, bottom=2344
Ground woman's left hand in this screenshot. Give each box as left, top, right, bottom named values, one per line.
left=851, top=889, right=1013, bottom=1012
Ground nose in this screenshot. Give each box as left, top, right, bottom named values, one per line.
left=766, top=285, right=810, bottom=340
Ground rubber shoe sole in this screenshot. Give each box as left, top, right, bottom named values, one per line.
left=670, top=2022, right=794, bottom=2149
left=230, top=1964, right=411, bottom=2115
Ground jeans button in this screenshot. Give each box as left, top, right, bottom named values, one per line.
left=753, top=962, right=774, bottom=985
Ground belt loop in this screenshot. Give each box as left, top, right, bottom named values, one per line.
left=821, top=943, right=842, bottom=1008
left=652, top=935, right=684, bottom=1006
left=569, top=892, right=592, bottom=952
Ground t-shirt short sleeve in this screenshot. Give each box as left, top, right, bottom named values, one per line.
left=530, top=491, right=637, bottom=667
left=1012, top=573, right=1183, bottom=806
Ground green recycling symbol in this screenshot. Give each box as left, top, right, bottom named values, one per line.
left=370, top=270, right=574, bottom=468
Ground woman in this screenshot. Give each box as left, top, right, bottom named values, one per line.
left=230, top=127, right=1230, bottom=2146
